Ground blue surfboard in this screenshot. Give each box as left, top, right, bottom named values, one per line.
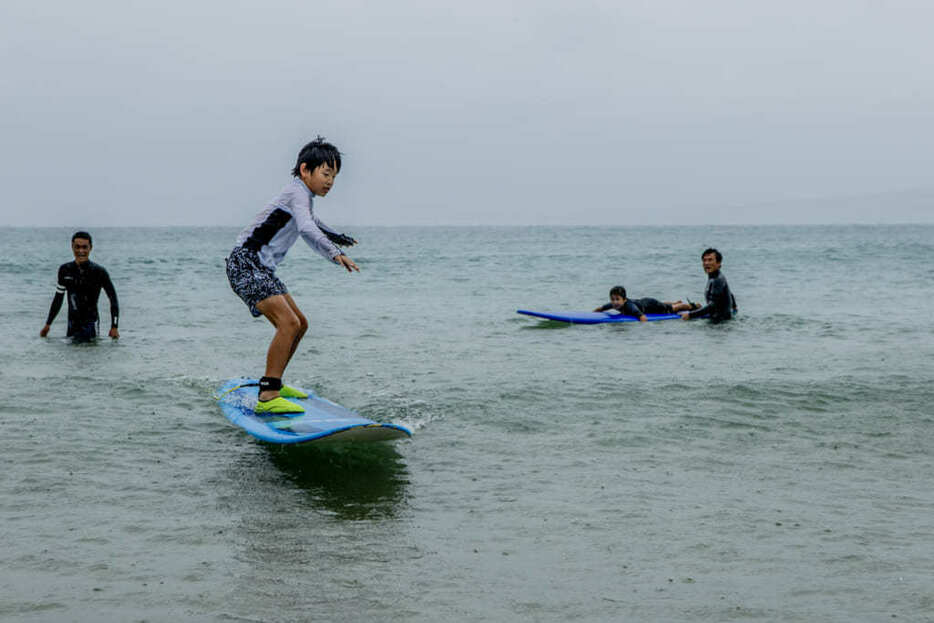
left=216, top=378, right=412, bottom=444
left=516, top=309, right=682, bottom=324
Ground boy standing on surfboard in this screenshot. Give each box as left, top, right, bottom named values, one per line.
left=226, top=137, right=359, bottom=414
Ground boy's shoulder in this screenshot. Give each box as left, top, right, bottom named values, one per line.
left=272, top=177, right=312, bottom=205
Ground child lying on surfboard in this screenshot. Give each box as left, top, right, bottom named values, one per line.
left=593, top=286, right=698, bottom=322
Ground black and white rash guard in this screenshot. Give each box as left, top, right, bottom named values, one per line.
left=46, top=260, right=119, bottom=335
left=234, top=177, right=343, bottom=270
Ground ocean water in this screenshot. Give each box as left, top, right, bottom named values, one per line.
left=1, top=225, right=933, bottom=622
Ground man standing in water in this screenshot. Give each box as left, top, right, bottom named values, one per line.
left=681, top=247, right=737, bottom=322
left=40, top=231, right=120, bottom=342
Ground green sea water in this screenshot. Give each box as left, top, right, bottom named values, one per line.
left=1, top=225, right=933, bottom=622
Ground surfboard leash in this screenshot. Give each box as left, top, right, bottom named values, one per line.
left=213, top=382, right=260, bottom=401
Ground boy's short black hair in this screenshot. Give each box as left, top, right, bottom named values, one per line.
left=291, top=136, right=342, bottom=177
left=702, top=247, right=722, bottom=262
left=609, top=286, right=627, bottom=299
left=72, top=231, right=92, bottom=246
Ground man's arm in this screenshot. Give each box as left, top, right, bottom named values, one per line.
left=684, top=301, right=713, bottom=320
left=41, top=292, right=64, bottom=336
left=40, top=268, right=66, bottom=336
left=101, top=269, right=120, bottom=338
left=684, top=277, right=728, bottom=320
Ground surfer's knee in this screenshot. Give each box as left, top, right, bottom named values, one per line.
left=277, top=311, right=301, bottom=337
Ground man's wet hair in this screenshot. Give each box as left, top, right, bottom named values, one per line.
left=72, top=231, right=92, bottom=246
left=291, top=136, right=342, bottom=177
left=610, top=286, right=627, bottom=299
left=702, top=248, right=722, bottom=262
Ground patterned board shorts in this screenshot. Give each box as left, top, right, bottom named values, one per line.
left=226, top=246, right=288, bottom=317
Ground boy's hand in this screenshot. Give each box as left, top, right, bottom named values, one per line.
left=335, top=254, right=359, bottom=272
left=40, top=324, right=50, bottom=337
left=680, top=312, right=691, bottom=320
left=109, top=327, right=120, bottom=339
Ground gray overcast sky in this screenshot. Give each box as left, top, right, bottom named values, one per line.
left=1, top=0, right=932, bottom=226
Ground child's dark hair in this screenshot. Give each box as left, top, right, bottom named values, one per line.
left=72, top=231, right=92, bottom=246
left=291, top=136, right=341, bottom=177
left=702, top=247, right=723, bottom=262
left=609, top=286, right=626, bottom=299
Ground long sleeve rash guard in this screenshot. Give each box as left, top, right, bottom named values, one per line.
left=234, top=178, right=343, bottom=270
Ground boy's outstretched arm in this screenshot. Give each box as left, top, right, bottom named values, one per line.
left=323, top=230, right=357, bottom=247
left=313, top=214, right=357, bottom=247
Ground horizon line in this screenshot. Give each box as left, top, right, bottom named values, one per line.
left=3, top=222, right=933, bottom=229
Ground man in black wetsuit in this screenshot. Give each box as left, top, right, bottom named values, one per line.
left=681, top=247, right=737, bottom=322
left=40, top=231, right=119, bottom=341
